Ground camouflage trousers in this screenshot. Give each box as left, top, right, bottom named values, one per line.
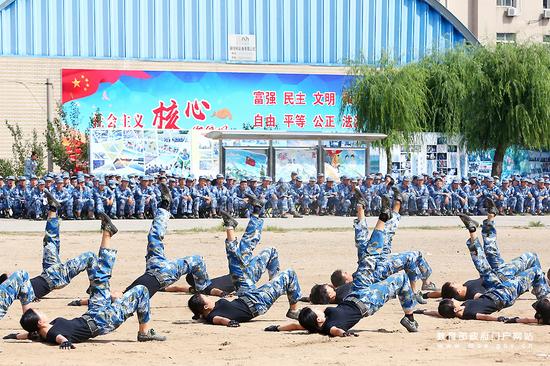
left=467, top=236, right=541, bottom=290
left=42, top=216, right=61, bottom=271
left=485, top=266, right=550, bottom=310
left=145, top=208, right=212, bottom=291
left=84, top=248, right=151, bottom=336
left=0, top=270, right=36, bottom=320
left=240, top=269, right=301, bottom=317
left=225, top=215, right=280, bottom=295
left=41, top=215, right=96, bottom=293
left=347, top=272, right=417, bottom=316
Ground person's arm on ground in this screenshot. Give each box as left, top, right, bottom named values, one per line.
left=212, top=316, right=239, bottom=327
left=162, top=284, right=191, bottom=293
left=415, top=309, right=442, bottom=318
left=329, top=326, right=358, bottom=337
left=54, top=334, right=75, bottom=350
left=265, top=323, right=305, bottom=332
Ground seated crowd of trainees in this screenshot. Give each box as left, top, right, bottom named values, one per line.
left=2, top=186, right=550, bottom=350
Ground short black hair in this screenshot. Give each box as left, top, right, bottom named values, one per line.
left=309, top=284, right=331, bottom=305
left=20, top=309, right=40, bottom=332
left=330, top=270, right=346, bottom=287
left=438, top=299, right=457, bottom=318
left=0, top=273, right=7, bottom=285
left=31, top=151, right=37, bottom=156
left=298, top=307, right=322, bottom=333
left=533, top=298, right=550, bottom=325
left=188, top=293, right=206, bottom=320
left=547, top=268, right=550, bottom=282
left=441, top=282, right=460, bottom=300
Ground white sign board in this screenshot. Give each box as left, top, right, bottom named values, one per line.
left=228, top=34, right=256, bottom=61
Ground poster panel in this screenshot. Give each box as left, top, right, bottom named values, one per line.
left=324, top=149, right=365, bottom=180
left=275, top=148, right=317, bottom=181
left=224, top=149, right=268, bottom=181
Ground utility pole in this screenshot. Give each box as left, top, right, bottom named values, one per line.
left=46, top=78, right=53, bottom=171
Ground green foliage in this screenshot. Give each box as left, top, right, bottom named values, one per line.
left=3, top=121, right=46, bottom=176
left=462, top=43, right=550, bottom=150
left=45, top=103, right=94, bottom=172
left=345, top=44, right=550, bottom=176
left=0, top=158, right=15, bottom=176
left=343, top=56, right=428, bottom=172
left=424, top=43, right=550, bottom=176
left=422, top=46, right=476, bottom=135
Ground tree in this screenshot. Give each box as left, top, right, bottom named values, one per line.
left=3, top=121, right=46, bottom=176
left=343, top=58, right=428, bottom=174
left=45, top=103, right=97, bottom=172
left=425, top=44, right=550, bottom=177
left=460, top=43, right=550, bottom=177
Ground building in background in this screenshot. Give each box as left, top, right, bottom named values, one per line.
left=439, top=0, right=550, bottom=44
left=0, top=0, right=479, bottom=178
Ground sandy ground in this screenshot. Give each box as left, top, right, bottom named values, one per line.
left=0, top=218, right=549, bottom=366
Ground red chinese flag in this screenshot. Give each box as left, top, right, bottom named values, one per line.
left=245, top=156, right=256, bottom=167
left=62, top=69, right=151, bottom=104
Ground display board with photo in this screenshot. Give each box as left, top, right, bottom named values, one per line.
left=90, top=129, right=191, bottom=176
left=323, top=149, right=366, bottom=181
left=275, top=148, right=317, bottom=181
left=224, top=149, right=268, bottom=181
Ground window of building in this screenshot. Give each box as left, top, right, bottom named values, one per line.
left=544, top=0, right=549, bottom=9
left=496, top=33, right=517, bottom=43
left=544, top=35, right=550, bottom=43
left=497, top=0, right=516, bottom=7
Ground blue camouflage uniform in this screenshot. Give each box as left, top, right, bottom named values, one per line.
left=179, top=182, right=194, bottom=216
left=514, top=182, right=534, bottom=214
left=411, top=181, right=430, bottom=214
left=352, top=215, right=432, bottom=289
left=238, top=269, right=301, bottom=317
left=289, top=180, right=305, bottom=212
left=38, top=216, right=96, bottom=293
left=303, top=180, right=321, bottom=213
left=144, top=208, right=212, bottom=292
left=465, top=234, right=549, bottom=310
left=337, top=181, right=352, bottom=215
left=531, top=180, right=548, bottom=214
left=10, top=179, right=30, bottom=218
left=449, top=182, right=468, bottom=213
left=255, top=181, right=275, bottom=216
left=134, top=181, right=157, bottom=217
left=397, top=180, right=415, bottom=214
left=72, top=182, right=95, bottom=218
left=83, top=247, right=152, bottom=336
left=428, top=183, right=451, bottom=213
left=211, top=182, right=230, bottom=215
left=93, top=184, right=117, bottom=217
left=225, top=215, right=280, bottom=295
left=232, top=184, right=254, bottom=217
left=51, top=183, right=74, bottom=219
left=319, top=180, right=339, bottom=214
left=115, top=183, right=135, bottom=218
left=480, top=183, right=504, bottom=212
left=29, top=183, right=48, bottom=219
left=193, top=182, right=214, bottom=216
left=477, top=218, right=541, bottom=280
left=0, top=270, right=36, bottom=320
left=169, top=181, right=184, bottom=217
left=0, top=181, right=9, bottom=216
left=345, top=271, right=417, bottom=317
left=500, top=183, right=516, bottom=213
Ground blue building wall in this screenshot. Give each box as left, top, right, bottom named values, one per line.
left=0, top=0, right=475, bottom=65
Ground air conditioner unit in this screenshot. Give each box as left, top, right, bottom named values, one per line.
left=507, top=7, right=520, bottom=17
left=543, top=9, right=550, bottom=19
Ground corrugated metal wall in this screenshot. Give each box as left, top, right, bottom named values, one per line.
left=0, top=0, right=466, bottom=65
